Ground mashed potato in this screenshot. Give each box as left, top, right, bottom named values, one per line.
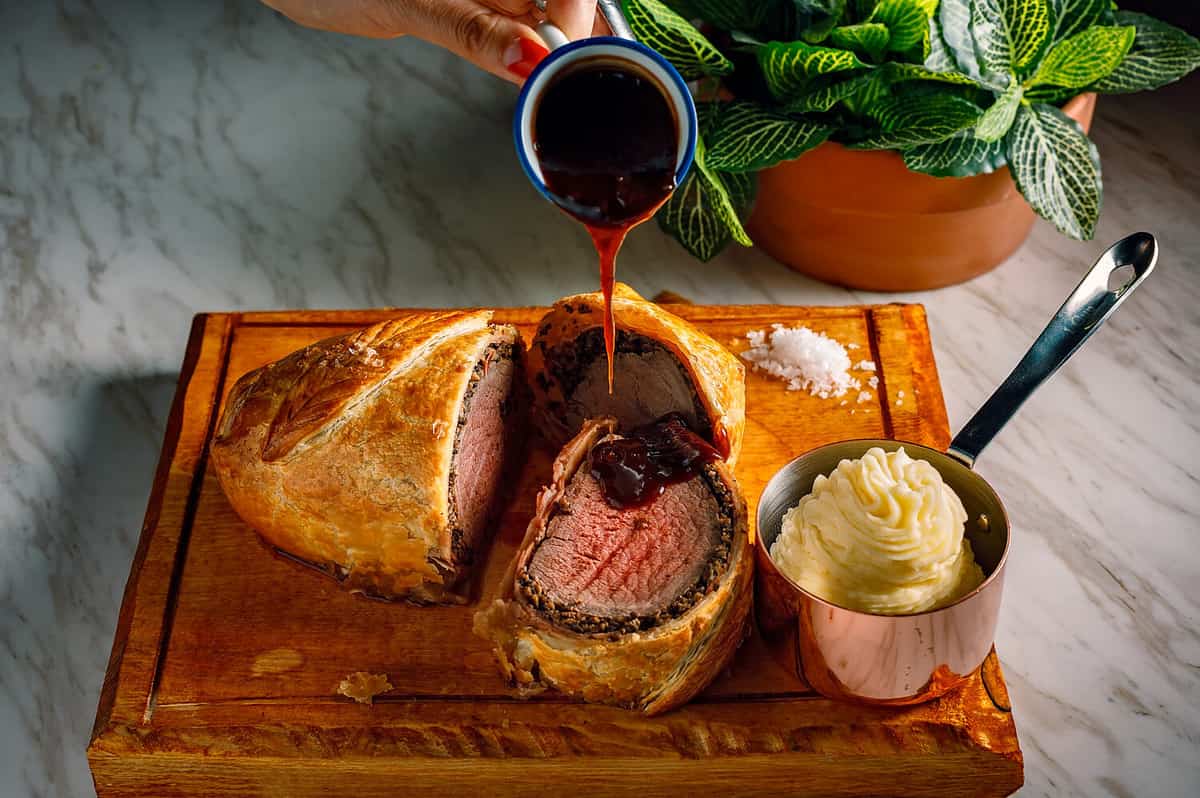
left=770, top=447, right=984, bottom=614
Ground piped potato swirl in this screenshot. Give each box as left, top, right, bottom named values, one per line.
left=770, top=447, right=984, bottom=615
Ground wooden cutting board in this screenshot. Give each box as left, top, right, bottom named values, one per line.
left=88, top=304, right=1023, bottom=797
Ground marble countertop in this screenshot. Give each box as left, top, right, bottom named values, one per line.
left=2, top=3, right=1197, bottom=796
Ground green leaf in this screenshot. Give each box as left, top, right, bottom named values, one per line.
left=971, top=0, right=1053, bottom=82
left=658, top=142, right=754, bottom=261
left=848, top=0, right=880, bottom=23
left=1023, top=84, right=1077, bottom=103
left=976, top=77, right=1023, bottom=141
left=903, top=133, right=1008, bottom=176
left=1091, top=11, right=1200, bottom=94
left=829, top=23, right=891, bottom=60
left=782, top=72, right=877, bottom=112
left=937, top=0, right=984, bottom=80
left=880, top=62, right=981, bottom=86
left=704, top=101, right=833, bottom=171
left=759, top=0, right=848, bottom=42
left=926, top=12, right=961, bottom=73
left=1048, top=0, right=1112, bottom=43
left=1006, top=102, right=1102, bottom=239
left=853, top=92, right=983, bottom=148
left=869, top=0, right=934, bottom=53
left=695, top=139, right=753, bottom=246
left=621, top=0, right=733, bottom=80
left=721, top=169, right=758, bottom=215
left=1029, top=25, right=1134, bottom=88
left=758, top=39, right=872, bottom=98
left=681, top=0, right=768, bottom=32
left=799, top=0, right=851, bottom=43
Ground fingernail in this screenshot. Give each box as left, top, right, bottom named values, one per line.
left=504, top=37, right=550, bottom=80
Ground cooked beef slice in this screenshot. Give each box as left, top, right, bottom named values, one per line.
left=450, top=341, right=522, bottom=564
left=550, top=328, right=712, bottom=442
left=518, top=463, right=733, bottom=635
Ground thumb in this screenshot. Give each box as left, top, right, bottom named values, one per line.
left=545, top=0, right=599, bottom=42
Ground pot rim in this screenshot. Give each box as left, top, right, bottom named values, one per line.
left=753, top=437, right=1012, bottom=620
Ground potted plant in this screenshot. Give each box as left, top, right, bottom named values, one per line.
left=622, top=0, right=1200, bottom=290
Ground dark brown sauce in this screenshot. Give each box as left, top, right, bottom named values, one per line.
left=588, top=413, right=720, bottom=509
left=533, top=59, right=679, bottom=392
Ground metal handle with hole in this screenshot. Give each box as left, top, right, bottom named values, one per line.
left=947, top=232, right=1159, bottom=467
left=536, top=0, right=634, bottom=49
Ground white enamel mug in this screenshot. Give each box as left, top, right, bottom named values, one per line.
left=512, top=18, right=698, bottom=210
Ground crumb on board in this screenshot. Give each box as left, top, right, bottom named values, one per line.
left=847, top=343, right=860, bottom=350
left=338, top=672, right=394, bottom=704
left=868, top=375, right=879, bottom=389
left=854, top=359, right=877, bottom=371
left=857, top=390, right=872, bottom=403
left=898, top=390, right=905, bottom=398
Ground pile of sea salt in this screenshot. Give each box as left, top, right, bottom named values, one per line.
left=743, top=324, right=865, bottom=399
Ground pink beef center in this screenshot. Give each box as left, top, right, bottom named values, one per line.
left=452, top=351, right=516, bottom=558
left=526, top=469, right=722, bottom=618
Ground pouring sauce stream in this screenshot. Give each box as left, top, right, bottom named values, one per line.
left=533, top=59, right=679, bottom=391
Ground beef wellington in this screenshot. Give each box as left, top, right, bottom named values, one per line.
left=474, top=417, right=753, bottom=715
left=527, top=283, right=745, bottom=463
left=211, top=312, right=526, bottom=604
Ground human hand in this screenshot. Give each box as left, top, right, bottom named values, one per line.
left=261, top=0, right=601, bottom=83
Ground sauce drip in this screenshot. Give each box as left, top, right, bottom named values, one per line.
left=533, top=60, right=678, bottom=392
left=588, top=413, right=720, bottom=509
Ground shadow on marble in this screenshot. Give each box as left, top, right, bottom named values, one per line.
left=1, top=374, right=178, bottom=798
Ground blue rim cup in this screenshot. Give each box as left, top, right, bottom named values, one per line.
left=513, top=36, right=698, bottom=211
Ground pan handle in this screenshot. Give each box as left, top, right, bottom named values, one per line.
left=947, top=232, right=1158, bottom=468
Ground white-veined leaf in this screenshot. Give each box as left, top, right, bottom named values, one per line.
left=976, top=77, right=1023, bottom=141
left=1029, top=25, right=1134, bottom=89
left=1006, top=102, right=1102, bottom=239
left=971, top=0, right=1053, bottom=82
left=1091, top=11, right=1200, bottom=94
left=758, top=39, right=873, bottom=98
left=704, top=101, right=833, bottom=172
left=903, top=132, right=1008, bottom=176
left=852, top=92, right=983, bottom=148
left=621, top=0, right=733, bottom=80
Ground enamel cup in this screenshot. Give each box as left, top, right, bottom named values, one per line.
left=512, top=21, right=697, bottom=210
left=755, top=233, right=1158, bottom=705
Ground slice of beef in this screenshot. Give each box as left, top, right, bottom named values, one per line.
left=517, top=437, right=733, bottom=635
left=547, top=327, right=713, bottom=444
left=449, top=339, right=525, bottom=567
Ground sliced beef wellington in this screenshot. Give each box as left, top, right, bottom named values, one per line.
left=527, top=283, right=746, bottom=464
left=211, top=312, right=526, bottom=604
left=474, top=417, right=752, bottom=715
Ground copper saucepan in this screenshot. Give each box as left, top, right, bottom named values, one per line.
left=754, top=232, right=1158, bottom=705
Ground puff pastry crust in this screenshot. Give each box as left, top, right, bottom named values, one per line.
left=211, top=312, right=524, bottom=603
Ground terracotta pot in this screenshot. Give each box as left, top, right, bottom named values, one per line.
left=747, top=93, right=1096, bottom=291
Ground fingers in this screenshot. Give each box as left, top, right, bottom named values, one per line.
left=400, top=0, right=551, bottom=83
left=545, top=0, right=598, bottom=42
left=260, top=0, right=563, bottom=82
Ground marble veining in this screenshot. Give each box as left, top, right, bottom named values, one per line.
left=1, top=2, right=1198, bottom=796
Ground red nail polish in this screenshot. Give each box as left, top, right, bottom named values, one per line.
left=504, top=38, right=550, bottom=80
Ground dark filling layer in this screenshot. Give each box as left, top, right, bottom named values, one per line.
left=449, top=340, right=523, bottom=565
left=517, top=460, right=733, bottom=636
left=544, top=328, right=713, bottom=443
